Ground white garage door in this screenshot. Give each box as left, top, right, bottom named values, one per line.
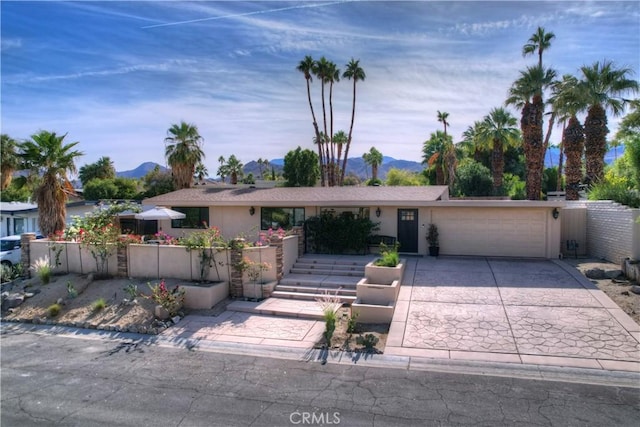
left=433, top=208, right=547, bottom=257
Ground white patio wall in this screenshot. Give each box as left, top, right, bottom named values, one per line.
left=30, top=240, right=119, bottom=276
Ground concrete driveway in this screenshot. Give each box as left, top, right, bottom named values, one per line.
left=386, top=257, right=640, bottom=371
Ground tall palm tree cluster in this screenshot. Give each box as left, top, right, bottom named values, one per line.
left=428, top=27, right=638, bottom=201
left=507, top=27, right=638, bottom=200
left=297, top=56, right=365, bottom=187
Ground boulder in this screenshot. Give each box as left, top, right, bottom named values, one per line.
left=585, top=268, right=606, bottom=279
left=630, top=285, right=640, bottom=295
left=2, top=293, right=24, bottom=310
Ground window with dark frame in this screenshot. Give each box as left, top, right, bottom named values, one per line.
left=260, top=207, right=304, bottom=230
left=170, top=207, right=209, bottom=229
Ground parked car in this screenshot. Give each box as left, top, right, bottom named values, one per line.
left=0, top=234, right=44, bottom=266
left=0, top=236, right=22, bottom=266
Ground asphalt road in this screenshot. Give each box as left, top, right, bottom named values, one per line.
left=1, top=325, right=639, bottom=426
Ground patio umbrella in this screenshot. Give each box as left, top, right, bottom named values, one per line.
left=134, top=207, right=186, bottom=279
left=134, top=207, right=186, bottom=221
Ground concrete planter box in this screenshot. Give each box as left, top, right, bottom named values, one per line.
left=364, top=260, right=406, bottom=285
left=352, top=299, right=395, bottom=324
left=242, top=281, right=277, bottom=300
left=182, top=281, right=229, bottom=309
left=356, top=278, right=400, bottom=305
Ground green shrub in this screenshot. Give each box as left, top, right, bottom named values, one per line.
left=374, top=242, right=400, bottom=267
left=92, top=298, right=107, bottom=312
left=588, top=176, right=640, bottom=208
left=47, top=303, right=62, bottom=317
left=356, top=333, right=379, bottom=351
left=503, top=173, right=526, bottom=200
left=305, top=211, right=378, bottom=254
left=453, top=159, right=493, bottom=197
left=543, top=167, right=559, bottom=194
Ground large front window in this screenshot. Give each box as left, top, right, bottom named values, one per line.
left=171, top=207, right=209, bottom=229
left=261, top=207, right=304, bottom=230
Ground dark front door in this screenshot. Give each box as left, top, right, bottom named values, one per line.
left=397, top=209, right=418, bottom=253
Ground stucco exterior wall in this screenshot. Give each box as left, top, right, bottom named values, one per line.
left=30, top=240, right=119, bottom=276
left=282, top=235, right=298, bottom=275
left=560, top=205, right=588, bottom=257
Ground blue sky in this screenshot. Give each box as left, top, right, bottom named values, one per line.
left=2, top=1, right=639, bottom=172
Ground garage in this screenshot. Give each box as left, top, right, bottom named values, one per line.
left=432, top=207, right=549, bottom=258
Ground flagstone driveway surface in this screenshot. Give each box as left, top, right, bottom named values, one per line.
left=162, top=256, right=639, bottom=372
left=387, top=257, right=640, bottom=369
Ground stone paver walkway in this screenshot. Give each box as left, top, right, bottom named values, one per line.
left=386, top=257, right=640, bottom=372
left=162, top=311, right=324, bottom=349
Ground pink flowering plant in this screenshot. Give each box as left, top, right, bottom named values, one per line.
left=154, top=231, right=178, bottom=245
left=234, top=256, right=271, bottom=283
left=148, top=280, right=184, bottom=316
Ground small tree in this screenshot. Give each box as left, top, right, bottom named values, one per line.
left=283, top=147, right=320, bottom=187
left=68, top=203, right=141, bottom=278
left=180, top=226, right=228, bottom=282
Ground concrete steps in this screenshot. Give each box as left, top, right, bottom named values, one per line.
left=272, top=255, right=372, bottom=304
left=231, top=255, right=373, bottom=318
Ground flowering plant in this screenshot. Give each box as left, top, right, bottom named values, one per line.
left=148, top=280, right=184, bottom=316
left=154, top=231, right=178, bottom=245
left=255, top=227, right=286, bottom=246
left=234, top=256, right=271, bottom=283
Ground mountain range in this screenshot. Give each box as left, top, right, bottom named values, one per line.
left=116, top=147, right=625, bottom=181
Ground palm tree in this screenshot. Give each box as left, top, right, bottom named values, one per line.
left=225, top=155, right=244, bottom=185
left=477, top=108, right=521, bottom=192
left=579, top=60, right=639, bottom=184
left=194, top=162, right=208, bottom=185
left=422, top=130, right=454, bottom=186
left=164, top=121, right=205, bottom=189
left=549, top=74, right=587, bottom=198
left=437, top=111, right=450, bottom=136
left=20, top=131, right=83, bottom=236
left=325, top=60, right=340, bottom=186
left=78, top=156, right=115, bottom=186
left=217, top=155, right=226, bottom=183
left=522, top=26, right=556, bottom=68
left=333, top=130, right=347, bottom=183
left=362, top=147, right=383, bottom=182
left=297, top=56, right=324, bottom=186
left=460, top=121, right=486, bottom=162
left=506, top=65, right=557, bottom=199
left=1, top=134, right=20, bottom=190
left=341, top=58, right=366, bottom=186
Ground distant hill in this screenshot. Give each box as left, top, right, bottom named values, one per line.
left=119, top=147, right=622, bottom=183
left=117, top=162, right=168, bottom=179
left=543, top=146, right=624, bottom=168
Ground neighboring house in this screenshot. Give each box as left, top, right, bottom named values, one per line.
left=144, top=186, right=564, bottom=258
left=0, top=201, right=39, bottom=237
left=0, top=201, right=99, bottom=238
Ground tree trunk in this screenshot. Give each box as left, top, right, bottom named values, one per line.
left=305, top=78, right=324, bottom=187
left=557, top=137, right=564, bottom=192
left=491, top=139, right=504, bottom=192
left=584, top=103, right=609, bottom=185
left=341, top=80, right=358, bottom=186
left=522, top=96, right=544, bottom=200
left=563, top=116, right=584, bottom=201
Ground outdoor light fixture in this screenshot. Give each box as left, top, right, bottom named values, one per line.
left=375, top=207, right=381, bottom=217
left=552, top=208, right=559, bottom=219
left=249, top=206, right=255, bottom=216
